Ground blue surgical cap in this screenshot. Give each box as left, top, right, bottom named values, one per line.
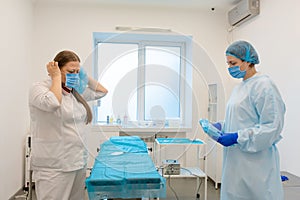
left=225, top=40, right=259, bottom=64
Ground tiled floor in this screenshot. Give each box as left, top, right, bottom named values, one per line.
left=163, top=177, right=220, bottom=200
left=282, top=171, right=300, bottom=200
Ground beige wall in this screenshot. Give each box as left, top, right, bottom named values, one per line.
left=2, top=0, right=300, bottom=198
left=0, top=0, right=32, bottom=199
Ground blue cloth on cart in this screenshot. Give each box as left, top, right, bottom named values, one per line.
left=109, top=136, right=148, bottom=153
left=86, top=136, right=166, bottom=199
left=156, top=137, right=204, bottom=145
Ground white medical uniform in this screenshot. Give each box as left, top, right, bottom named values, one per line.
left=221, top=74, right=285, bottom=200
left=29, top=78, right=106, bottom=200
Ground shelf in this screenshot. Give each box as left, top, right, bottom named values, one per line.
left=155, top=138, right=207, bottom=200
left=91, top=124, right=191, bottom=133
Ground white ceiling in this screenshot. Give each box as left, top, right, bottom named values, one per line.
left=34, top=0, right=240, bottom=11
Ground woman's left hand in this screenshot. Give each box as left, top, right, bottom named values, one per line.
left=47, top=61, right=61, bottom=78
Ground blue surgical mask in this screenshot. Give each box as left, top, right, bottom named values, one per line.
left=65, top=73, right=80, bottom=88
left=228, top=66, right=246, bottom=79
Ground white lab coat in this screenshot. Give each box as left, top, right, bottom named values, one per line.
left=29, top=78, right=105, bottom=171
left=221, top=74, right=285, bottom=200
left=29, top=78, right=106, bottom=199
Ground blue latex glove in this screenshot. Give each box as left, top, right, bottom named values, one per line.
left=212, top=122, right=222, bottom=131
left=74, top=67, right=88, bottom=94
left=217, top=133, right=238, bottom=147
left=281, top=175, right=288, bottom=182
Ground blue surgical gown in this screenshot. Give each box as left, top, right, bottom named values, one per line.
left=221, top=74, right=285, bottom=200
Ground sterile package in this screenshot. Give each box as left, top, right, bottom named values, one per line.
left=199, top=119, right=222, bottom=141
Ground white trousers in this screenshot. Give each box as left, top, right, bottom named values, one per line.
left=33, top=167, right=86, bottom=200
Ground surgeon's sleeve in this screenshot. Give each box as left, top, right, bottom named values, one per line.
left=237, top=83, right=286, bottom=153
left=82, top=87, right=107, bottom=101
left=29, top=82, right=60, bottom=112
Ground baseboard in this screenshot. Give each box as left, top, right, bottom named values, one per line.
left=8, top=187, right=27, bottom=200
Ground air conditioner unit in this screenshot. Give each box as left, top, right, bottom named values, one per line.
left=228, top=0, right=260, bottom=27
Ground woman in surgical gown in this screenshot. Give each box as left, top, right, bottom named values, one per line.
left=217, top=41, right=286, bottom=200
left=29, top=50, right=108, bottom=199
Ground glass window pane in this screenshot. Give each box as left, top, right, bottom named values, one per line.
left=144, top=46, right=181, bottom=120
left=96, top=43, right=138, bottom=122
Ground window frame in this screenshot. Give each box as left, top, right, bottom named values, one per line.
left=93, top=32, right=192, bottom=127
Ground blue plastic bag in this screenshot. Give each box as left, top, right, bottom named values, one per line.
left=199, top=119, right=223, bottom=141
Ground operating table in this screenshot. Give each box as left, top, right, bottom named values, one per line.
left=86, top=136, right=166, bottom=199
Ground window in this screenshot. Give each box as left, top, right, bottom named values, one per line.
left=92, top=32, right=192, bottom=127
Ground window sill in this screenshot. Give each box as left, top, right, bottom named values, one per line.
left=91, top=124, right=191, bottom=133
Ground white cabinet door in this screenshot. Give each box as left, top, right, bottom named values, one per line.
left=206, top=83, right=223, bottom=189
left=206, top=137, right=223, bottom=188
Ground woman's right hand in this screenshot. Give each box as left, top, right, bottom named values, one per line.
left=47, top=61, right=61, bottom=79
left=47, top=61, right=62, bottom=103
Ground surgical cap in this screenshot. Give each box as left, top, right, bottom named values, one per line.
left=225, top=40, right=260, bottom=64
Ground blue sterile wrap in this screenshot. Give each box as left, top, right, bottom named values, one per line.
left=199, top=119, right=223, bottom=141
left=109, top=136, right=148, bottom=153
left=156, top=138, right=204, bottom=145
left=86, top=136, right=166, bottom=199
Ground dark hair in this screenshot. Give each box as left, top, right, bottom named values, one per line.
left=54, top=50, right=81, bottom=68
left=72, top=89, right=93, bottom=124
left=54, top=50, right=92, bottom=124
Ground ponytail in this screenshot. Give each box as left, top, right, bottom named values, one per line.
left=72, top=89, right=93, bottom=124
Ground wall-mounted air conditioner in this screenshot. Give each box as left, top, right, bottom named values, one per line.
left=228, top=0, right=260, bottom=27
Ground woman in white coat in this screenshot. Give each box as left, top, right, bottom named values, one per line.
left=29, top=50, right=108, bottom=199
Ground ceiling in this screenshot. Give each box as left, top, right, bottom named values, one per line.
left=34, top=0, right=241, bottom=11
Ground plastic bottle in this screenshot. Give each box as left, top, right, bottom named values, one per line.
left=109, top=115, right=114, bottom=124
left=106, top=115, right=109, bottom=124
left=165, top=120, right=169, bottom=128
left=116, top=115, right=121, bottom=125
left=123, top=113, right=128, bottom=127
